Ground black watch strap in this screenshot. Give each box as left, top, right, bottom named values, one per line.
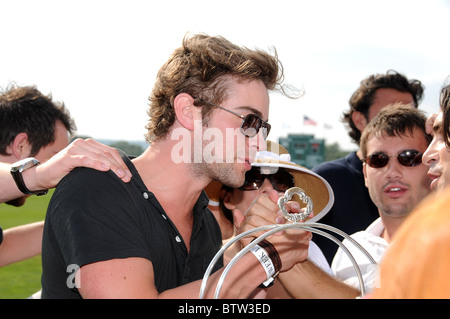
left=10, top=158, right=48, bottom=196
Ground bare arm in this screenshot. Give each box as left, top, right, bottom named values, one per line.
left=77, top=253, right=268, bottom=299
left=0, top=221, right=44, bottom=267
left=77, top=190, right=311, bottom=299
left=278, top=260, right=360, bottom=299
left=0, top=139, right=132, bottom=204
left=241, top=190, right=359, bottom=299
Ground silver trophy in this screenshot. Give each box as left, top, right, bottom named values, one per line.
left=199, top=187, right=377, bottom=299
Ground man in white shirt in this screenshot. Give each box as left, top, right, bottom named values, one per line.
left=331, top=103, right=432, bottom=292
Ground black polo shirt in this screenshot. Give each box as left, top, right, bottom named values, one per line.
left=41, top=152, right=223, bottom=299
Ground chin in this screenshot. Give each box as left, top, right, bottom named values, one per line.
left=438, top=181, right=449, bottom=193
left=5, top=196, right=27, bottom=207
left=220, top=174, right=245, bottom=189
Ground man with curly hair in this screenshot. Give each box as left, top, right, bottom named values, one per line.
left=422, top=80, right=450, bottom=192
left=41, top=34, right=311, bottom=299
left=312, top=70, right=424, bottom=263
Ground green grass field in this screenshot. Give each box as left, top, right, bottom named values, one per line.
left=0, top=190, right=53, bottom=299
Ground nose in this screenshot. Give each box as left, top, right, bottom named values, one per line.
left=248, top=130, right=267, bottom=152
left=258, top=178, right=274, bottom=194
left=385, top=156, right=403, bottom=180
left=422, top=138, right=438, bottom=167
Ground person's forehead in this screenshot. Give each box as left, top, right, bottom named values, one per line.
left=432, top=111, right=444, bottom=134
left=366, top=129, right=427, bottom=153
left=224, top=79, right=269, bottom=118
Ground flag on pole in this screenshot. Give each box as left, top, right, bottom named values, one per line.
left=303, top=115, right=317, bottom=126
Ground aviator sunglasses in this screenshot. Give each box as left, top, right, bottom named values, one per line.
left=239, top=167, right=295, bottom=192
left=198, top=99, right=271, bottom=139
left=364, top=149, right=423, bottom=168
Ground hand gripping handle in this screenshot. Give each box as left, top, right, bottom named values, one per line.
left=277, top=187, right=313, bottom=223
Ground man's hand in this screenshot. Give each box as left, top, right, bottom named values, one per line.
left=235, top=189, right=311, bottom=272
left=33, top=138, right=132, bottom=190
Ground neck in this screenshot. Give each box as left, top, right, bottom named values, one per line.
left=379, top=214, right=406, bottom=243
left=132, top=139, right=210, bottom=220
left=133, top=138, right=213, bottom=252
left=0, top=154, right=18, bottom=164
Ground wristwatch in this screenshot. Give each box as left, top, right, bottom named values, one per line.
left=10, top=157, right=48, bottom=196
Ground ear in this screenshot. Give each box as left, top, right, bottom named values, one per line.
left=173, top=93, right=200, bottom=131
left=232, top=208, right=245, bottom=230
left=221, top=189, right=245, bottom=229
left=7, top=132, right=32, bottom=160
left=221, top=188, right=236, bottom=211
left=352, top=110, right=368, bottom=132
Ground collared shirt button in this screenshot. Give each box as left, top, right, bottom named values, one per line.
left=143, top=192, right=149, bottom=199
left=175, top=236, right=181, bottom=243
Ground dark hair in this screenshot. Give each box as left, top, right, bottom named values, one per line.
left=0, top=85, right=76, bottom=156
left=343, top=70, right=424, bottom=144
left=360, top=103, right=431, bottom=159
left=145, top=33, right=288, bottom=143
left=440, top=82, right=450, bottom=148
left=219, top=185, right=235, bottom=224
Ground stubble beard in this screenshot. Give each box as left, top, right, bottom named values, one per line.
left=191, top=160, right=246, bottom=189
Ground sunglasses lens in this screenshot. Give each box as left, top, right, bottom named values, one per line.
left=239, top=167, right=264, bottom=190
left=366, top=153, right=389, bottom=168
left=240, top=168, right=295, bottom=192
left=398, top=150, right=422, bottom=167
left=366, top=150, right=423, bottom=168
left=241, top=114, right=261, bottom=137
left=241, top=114, right=270, bottom=139
left=269, top=169, right=295, bottom=192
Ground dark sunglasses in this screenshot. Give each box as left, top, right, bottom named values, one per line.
left=239, top=167, right=295, bottom=192
left=364, top=149, right=423, bottom=168
left=198, top=99, right=271, bottom=139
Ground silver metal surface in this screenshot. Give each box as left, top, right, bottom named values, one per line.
left=199, top=187, right=377, bottom=299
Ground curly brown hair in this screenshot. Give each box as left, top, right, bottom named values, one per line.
left=145, top=34, right=287, bottom=143
left=343, top=70, right=424, bottom=145
left=440, top=81, right=450, bottom=148
left=360, top=103, right=431, bottom=160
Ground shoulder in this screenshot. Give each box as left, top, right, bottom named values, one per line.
left=52, top=167, right=123, bottom=205
left=313, top=152, right=361, bottom=179
left=56, top=149, right=134, bottom=198
left=48, top=153, right=138, bottom=221
left=313, top=156, right=348, bottom=172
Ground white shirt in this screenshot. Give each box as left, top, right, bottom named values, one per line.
left=331, top=218, right=387, bottom=292
left=309, top=240, right=332, bottom=275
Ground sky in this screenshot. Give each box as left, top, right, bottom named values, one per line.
left=1, top=0, right=450, bottom=151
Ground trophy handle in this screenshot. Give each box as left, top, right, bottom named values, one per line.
left=277, top=187, right=313, bottom=223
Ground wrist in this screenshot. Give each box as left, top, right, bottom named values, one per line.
left=250, top=239, right=281, bottom=288
left=10, top=158, right=48, bottom=196
left=21, top=166, right=40, bottom=193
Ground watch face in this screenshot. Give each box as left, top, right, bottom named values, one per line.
left=10, top=157, right=47, bottom=196
left=12, top=157, right=40, bottom=172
